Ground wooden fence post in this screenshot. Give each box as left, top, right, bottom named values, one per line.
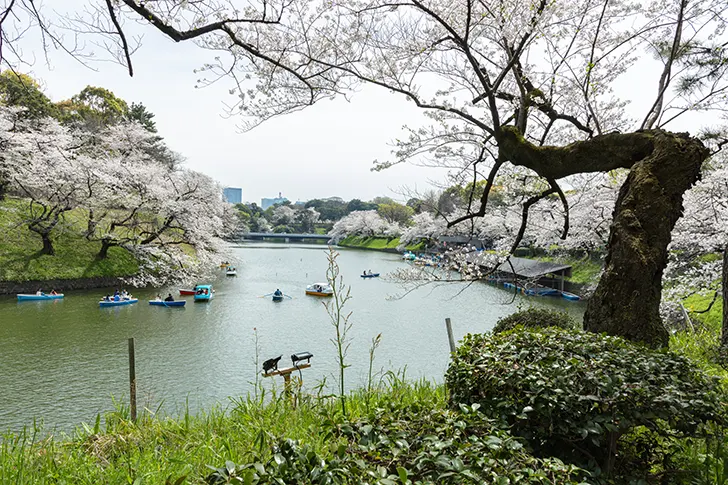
left=128, top=337, right=137, bottom=422
left=445, top=318, right=456, bottom=354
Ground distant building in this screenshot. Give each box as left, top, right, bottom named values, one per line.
left=261, top=192, right=289, bottom=209
left=223, top=187, right=243, bottom=204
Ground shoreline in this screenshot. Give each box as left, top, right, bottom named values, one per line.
left=0, top=275, right=129, bottom=295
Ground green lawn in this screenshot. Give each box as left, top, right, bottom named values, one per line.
left=0, top=197, right=139, bottom=282
left=337, top=235, right=424, bottom=251
left=535, top=254, right=603, bottom=285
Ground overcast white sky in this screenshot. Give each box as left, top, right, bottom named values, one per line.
left=17, top=4, right=443, bottom=205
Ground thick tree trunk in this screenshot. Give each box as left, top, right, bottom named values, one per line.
left=98, top=239, right=113, bottom=259
left=583, top=132, right=708, bottom=348
left=40, top=233, right=55, bottom=256
left=721, top=245, right=728, bottom=350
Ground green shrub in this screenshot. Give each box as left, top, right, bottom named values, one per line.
left=446, top=328, right=726, bottom=479
left=207, top=403, right=586, bottom=484
left=492, top=307, right=577, bottom=334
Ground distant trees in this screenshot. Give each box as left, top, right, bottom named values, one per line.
left=377, top=202, right=414, bottom=225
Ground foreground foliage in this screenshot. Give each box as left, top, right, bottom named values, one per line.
left=446, top=328, right=727, bottom=480
left=0, top=378, right=583, bottom=485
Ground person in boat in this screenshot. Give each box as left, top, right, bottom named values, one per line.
left=154, top=294, right=162, bottom=301
left=114, top=289, right=120, bottom=298
left=50, top=289, right=58, bottom=295
left=113, top=294, right=120, bottom=302
left=274, top=289, right=283, bottom=297
left=36, top=289, right=43, bottom=296
left=105, top=295, right=111, bottom=301
left=164, top=293, right=174, bottom=302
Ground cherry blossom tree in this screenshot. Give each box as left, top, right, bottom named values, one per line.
left=664, top=154, right=728, bottom=343
left=0, top=108, right=80, bottom=255
left=329, top=210, right=402, bottom=241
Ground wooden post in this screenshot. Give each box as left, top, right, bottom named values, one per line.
left=262, top=363, right=311, bottom=409
left=445, top=318, right=456, bottom=353
left=128, top=338, right=137, bottom=422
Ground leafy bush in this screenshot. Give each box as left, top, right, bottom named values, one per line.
left=492, top=307, right=577, bottom=334
left=446, top=327, right=726, bottom=479
left=206, top=403, right=586, bottom=484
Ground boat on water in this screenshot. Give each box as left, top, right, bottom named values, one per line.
left=524, top=287, right=561, bottom=297
left=179, top=287, right=198, bottom=296
left=194, top=284, right=214, bottom=302
left=561, top=291, right=581, bottom=301
left=305, top=283, right=333, bottom=297
left=149, top=300, right=186, bottom=307
left=17, top=293, right=64, bottom=301
left=272, top=294, right=284, bottom=302
left=360, top=273, right=380, bottom=278
left=402, top=252, right=416, bottom=261
left=225, top=267, right=237, bottom=276
left=99, top=298, right=138, bottom=307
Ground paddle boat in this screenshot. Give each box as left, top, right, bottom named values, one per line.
left=305, top=283, right=333, bottom=297
left=149, top=300, right=186, bottom=307
left=99, top=298, right=138, bottom=308
left=402, top=251, right=416, bottom=261
left=17, top=293, right=64, bottom=301
left=225, top=266, right=237, bottom=276
left=360, top=272, right=380, bottom=278
left=194, top=284, right=214, bottom=302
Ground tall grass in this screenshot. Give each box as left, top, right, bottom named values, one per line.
left=0, top=375, right=444, bottom=484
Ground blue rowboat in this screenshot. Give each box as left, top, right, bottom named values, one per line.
left=149, top=300, right=186, bottom=307
left=17, top=293, right=64, bottom=301
left=561, top=291, right=581, bottom=301
left=99, top=298, right=138, bottom=307
left=360, top=273, right=380, bottom=278
left=272, top=295, right=284, bottom=302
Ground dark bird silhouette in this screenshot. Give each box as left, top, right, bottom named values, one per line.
left=263, top=355, right=282, bottom=374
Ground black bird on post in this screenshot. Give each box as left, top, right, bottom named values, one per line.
left=263, top=355, right=282, bottom=374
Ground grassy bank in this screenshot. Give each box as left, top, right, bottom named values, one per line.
left=0, top=197, right=139, bottom=282
left=337, top=235, right=425, bottom=252
left=0, top=378, right=450, bottom=484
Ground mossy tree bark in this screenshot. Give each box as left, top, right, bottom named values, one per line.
left=499, top=128, right=709, bottom=348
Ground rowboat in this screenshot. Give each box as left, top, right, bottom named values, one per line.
left=179, top=287, right=198, bottom=296
left=194, top=284, right=214, bottom=302
left=360, top=273, right=380, bottom=278
left=561, top=291, right=581, bottom=301
left=99, top=298, right=138, bottom=307
left=305, top=283, right=333, bottom=297
left=225, top=268, right=237, bottom=276
left=17, top=293, right=64, bottom=301
left=149, top=300, right=186, bottom=307
left=524, top=287, right=561, bottom=297
left=272, top=294, right=284, bottom=302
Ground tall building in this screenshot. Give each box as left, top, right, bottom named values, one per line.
left=223, top=187, right=243, bottom=204
left=261, top=192, right=289, bottom=209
